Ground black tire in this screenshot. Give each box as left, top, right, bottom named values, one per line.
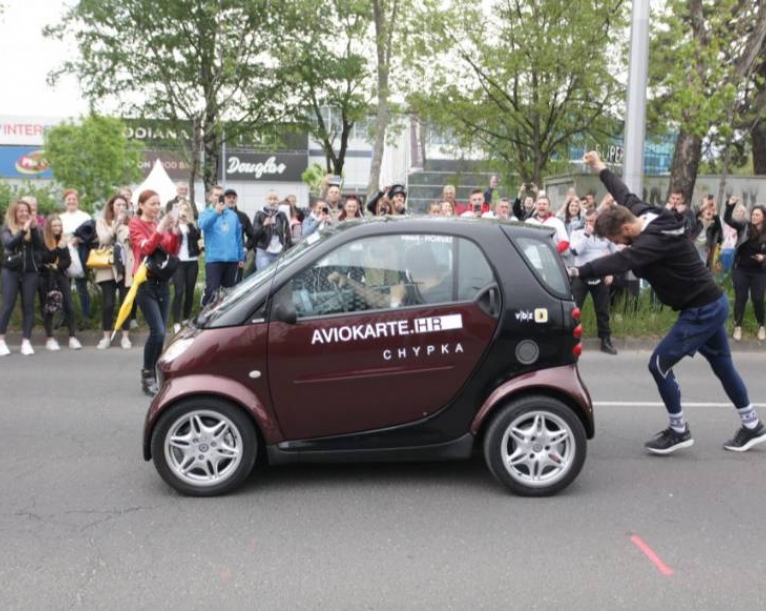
left=483, top=395, right=587, bottom=497
left=151, top=398, right=258, bottom=497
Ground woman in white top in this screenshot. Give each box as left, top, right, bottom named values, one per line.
left=59, top=189, right=93, bottom=321
left=171, top=202, right=201, bottom=333
left=95, top=194, right=132, bottom=349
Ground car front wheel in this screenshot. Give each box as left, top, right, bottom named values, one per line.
left=483, top=396, right=586, bottom=497
left=151, top=398, right=257, bottom=496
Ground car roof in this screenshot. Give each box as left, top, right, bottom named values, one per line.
left=328, top=215, right=556, bottom=240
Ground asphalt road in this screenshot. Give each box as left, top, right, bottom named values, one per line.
left=1, top=346, right=765, bottom=610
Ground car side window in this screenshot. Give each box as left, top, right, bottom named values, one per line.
left=286, top=234, right=496, bottom=319
left=456, top=239, right=495, bottom=300
left=516, top=236, right=570, bottom=295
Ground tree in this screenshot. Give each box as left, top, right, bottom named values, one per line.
left=650, top=0, right=766, bottom=200
left=45, top=0, right=299, bottom=199
left=407, top=0, right=627, bottom=185
left=747, top=40, right=766, bottom=174
left=281, top=0, right=374, bottom=176
left=43, top=115, right=143, bottom=211
left=366, top=0, right=405, bottom=198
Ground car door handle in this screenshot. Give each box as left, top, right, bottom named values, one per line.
left=475, top=284, right=500, bottom=318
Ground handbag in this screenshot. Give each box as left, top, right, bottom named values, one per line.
left=86, top=246, right=114, bottom=270
left=145, top=246, right=180, bottom=282
left=2, top=251, right=24, bottom=271
left=112, top=242, right=126, bottom=276
left=66, top=244, right=84, bottom=278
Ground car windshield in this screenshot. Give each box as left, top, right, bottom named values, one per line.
left=196, top=228, right=331, bottom=326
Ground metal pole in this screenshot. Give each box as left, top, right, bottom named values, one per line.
left=221, top=127, right=227, bottom=185
left=623, top=0, right=650, bottom=196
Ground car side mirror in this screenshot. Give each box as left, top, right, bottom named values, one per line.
left=273, top=301, right=298, bottom=325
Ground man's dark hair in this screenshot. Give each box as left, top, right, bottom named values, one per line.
left=594, top=206, right=636, bottom=239
left=470, top=188, right=483, bottom=196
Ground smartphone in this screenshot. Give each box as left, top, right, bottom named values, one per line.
left=474, top=204, right=482, bottom=214
left=328, top=175, right=342, bottom=186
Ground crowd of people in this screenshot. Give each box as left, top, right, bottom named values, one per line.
left=1, top=169, right=764, bottom=390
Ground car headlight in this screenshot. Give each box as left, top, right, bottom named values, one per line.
left=160, top=338, right=195, bottom=365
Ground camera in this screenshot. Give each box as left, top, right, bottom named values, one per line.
left=321, top=206, right=330, bottom=215
left=218, top=195, right=225, bottom=204
left=473, top=204, right=482, bottom=214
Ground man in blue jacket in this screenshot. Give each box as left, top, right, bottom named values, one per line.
left=199, top=187, right=244, bottom=306
left=569, top=151, right=766, bottom=455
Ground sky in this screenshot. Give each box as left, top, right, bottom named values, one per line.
left=0, top=0, right=87, bottom=118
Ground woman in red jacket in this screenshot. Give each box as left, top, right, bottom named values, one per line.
left=129, top=190, right=180, bottom=395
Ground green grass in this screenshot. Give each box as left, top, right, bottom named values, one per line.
left=578, top=275, right=758, bottom=340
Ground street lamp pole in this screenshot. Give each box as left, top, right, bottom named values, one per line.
left=623, top=0, right=650, bottom=195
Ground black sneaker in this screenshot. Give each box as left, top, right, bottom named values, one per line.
left=645, top=426, right=694, bottom=455
left=724, top=422, right=766, bottom=452
left=600, top=337, right=618, bottom=355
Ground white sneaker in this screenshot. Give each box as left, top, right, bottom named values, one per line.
left=20, top=340, right=34, bottom=356
left=759, top=327, right=766, bottom=341
left=96, top=337, right=110, bottom=350
left=173, top=323, right=181, bottom=334
left=733, top=326, right=742, bottom=341
left=0, top=340, right=9, bottom=356
left=120, top=337, right=132, bottom=350
left=69, top=337, right=82, bottom=350
left=45, top=338, right=61, bottom=351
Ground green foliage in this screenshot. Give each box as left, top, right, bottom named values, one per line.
left=407, top=0, right=627, bottom=185
left=45, top=0, right=299, bottom=192
left=301, top=163, right=329, bottom=197
left=280, top=0, right=374, bottom=174
left=0, top=181, right=60, bottom=221
left=649, top=1, right=766, bottom=162
left=43, top=114, right=143, bottom=212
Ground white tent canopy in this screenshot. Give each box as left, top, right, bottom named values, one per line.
left=131, top=160, right=176, bottom=206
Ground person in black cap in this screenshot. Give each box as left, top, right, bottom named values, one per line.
left=223, top=189, right=254, bottom=283
left=366, top=184, right=409, bottom=215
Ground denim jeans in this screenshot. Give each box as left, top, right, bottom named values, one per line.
left=136, top=280, right=170, bottom=371
left=202, top=261, right=238, bottom=306
left=0, top=268, right=38, bottom=338
left=255, top=249, right=279, bottom=271
left=647, top=293, right=749, bottom=415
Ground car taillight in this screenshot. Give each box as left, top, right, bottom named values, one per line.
left=573, top=324, right=582, bottom=338
left=572, top=307, right=581, bottom=320
left=572, top=343, right=582, bottom=356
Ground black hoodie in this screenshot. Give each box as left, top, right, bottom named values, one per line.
left=578, top=169, right=722, bottom=311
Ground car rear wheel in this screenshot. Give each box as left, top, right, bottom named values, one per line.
left=151, top=398, right=257, bottom=496
left=483, top=396, right=586, bottom=497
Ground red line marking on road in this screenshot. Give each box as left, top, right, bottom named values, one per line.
left=630, top=535, right=674, bottom=576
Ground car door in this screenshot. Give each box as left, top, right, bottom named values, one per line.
left=267, top=232, right=501, bottom=440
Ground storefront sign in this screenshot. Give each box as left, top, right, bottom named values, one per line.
left=0, top=116, right=60, bottom=146
left=224, top=152, right=306, bottom=182
left=0, top=146, right=53, bottom=179
left=141, top=150, right=192, bottom=180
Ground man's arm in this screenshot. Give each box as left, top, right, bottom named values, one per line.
left=582, top=151, right=652, bottom=217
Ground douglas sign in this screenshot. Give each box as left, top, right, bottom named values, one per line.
left=224, top=152, right=306, bottom=182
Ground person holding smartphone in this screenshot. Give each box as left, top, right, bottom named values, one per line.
left=199, top=187, right=244, bottom=305
left=724, top=197, right=766, bottom=341
left=251, top=189, right=292, bottom=271
left=302, top=199, right=333, bottom=238
left=460, top=189, right=490, bottom=217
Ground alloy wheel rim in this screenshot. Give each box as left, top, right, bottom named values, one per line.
left=164, top=410, right=244, bottom=487
left=500, top=410, right=575, bottom=487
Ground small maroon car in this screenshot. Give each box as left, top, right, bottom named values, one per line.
left=144, top=217, right=593, bottom=496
